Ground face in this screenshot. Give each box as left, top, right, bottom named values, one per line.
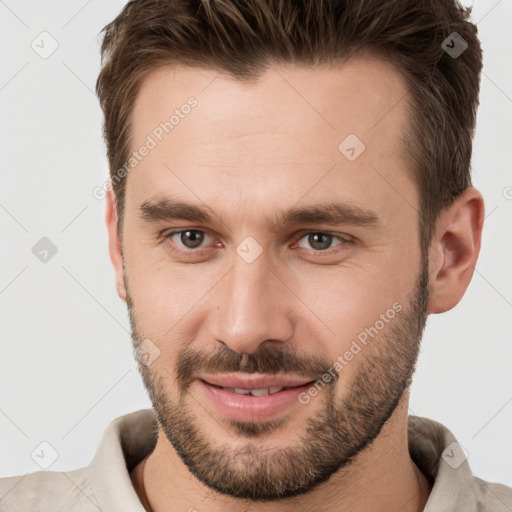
left=118, top=58, right=430, bottom=501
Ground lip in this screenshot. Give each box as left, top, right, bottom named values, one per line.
left=197, top=376, right=316, bottom=423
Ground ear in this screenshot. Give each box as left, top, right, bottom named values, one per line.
left=105, top=187, right=127, bottom=302
left=427, top=187, right=485, bottom=314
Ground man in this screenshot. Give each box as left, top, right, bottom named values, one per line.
left=1, top=0, right=511, bottom=511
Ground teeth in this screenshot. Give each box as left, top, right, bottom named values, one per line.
left=250, top=388, right=270, bottom=396
left=223, top=386, right=285, bottom=396
left=233, top=388, right=251, bottom=395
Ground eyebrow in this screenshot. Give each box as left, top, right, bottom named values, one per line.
left=138, top=197, right=381, bottom=231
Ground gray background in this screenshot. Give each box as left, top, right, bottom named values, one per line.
left=1, top=0, right=511, bottom=488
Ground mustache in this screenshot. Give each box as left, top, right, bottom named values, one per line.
left=174, top=343, right=334, bottom=395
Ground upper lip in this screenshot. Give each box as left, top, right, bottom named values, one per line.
left=199, top=374, right=315, bottom=390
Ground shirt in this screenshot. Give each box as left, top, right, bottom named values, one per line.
left=0, top=408, right=511, bottom=511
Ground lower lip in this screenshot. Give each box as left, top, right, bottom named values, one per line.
left=197, top=379, right=314, bottom=423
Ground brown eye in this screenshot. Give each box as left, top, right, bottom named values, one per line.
left=307, top=233, right=333, bottom=251
left=168, top=229, right=210, bottom=251
left=179, top=230, right=205, bottom=248
left=296, top=232, right=350, bottom=252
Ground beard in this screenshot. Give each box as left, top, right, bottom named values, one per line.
left=125, top=255, right=430, bottom=502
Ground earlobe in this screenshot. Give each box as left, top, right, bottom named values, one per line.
left=426, top=188, right=485, bottom=314
left=105, top=188, right=127, bottom=303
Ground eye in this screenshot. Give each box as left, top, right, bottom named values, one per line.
left=294, top=232, right=352, bottom=252
left=167, top=229, right=212, bottom=252
left=164, top=229, right=353, bottom=258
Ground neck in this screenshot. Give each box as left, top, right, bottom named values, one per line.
left=131, top=393, right=431, bottom=512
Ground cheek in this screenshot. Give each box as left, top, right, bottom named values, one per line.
left=297, top=263, right=407, bottom=360
left=124, top=239, right=196, bottom=309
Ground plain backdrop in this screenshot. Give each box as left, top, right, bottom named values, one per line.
left=1, top=0, right=511, bottom=488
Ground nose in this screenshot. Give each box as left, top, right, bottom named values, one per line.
left=212, top=247, right=295, bottom=354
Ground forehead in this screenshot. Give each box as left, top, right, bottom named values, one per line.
left=126, top=57, right=416, bottom=228
left=131, top=56, right=410, bottom=143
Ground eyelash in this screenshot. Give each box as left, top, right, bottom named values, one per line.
left=164, top=229, right=354, bottom=257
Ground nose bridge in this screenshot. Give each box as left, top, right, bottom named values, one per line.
left=213, top=246, right=293, bottom=353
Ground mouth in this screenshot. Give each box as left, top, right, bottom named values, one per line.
left=197, top=378, right=316, bottom=423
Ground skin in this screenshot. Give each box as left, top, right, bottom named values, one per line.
left=106, top=57, right=484, bottom=511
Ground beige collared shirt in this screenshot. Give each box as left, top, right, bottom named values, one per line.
left=1, top=408, right=511, bottom=511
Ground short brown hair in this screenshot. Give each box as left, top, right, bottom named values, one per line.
left=96, top=0, right=482, bottom=256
